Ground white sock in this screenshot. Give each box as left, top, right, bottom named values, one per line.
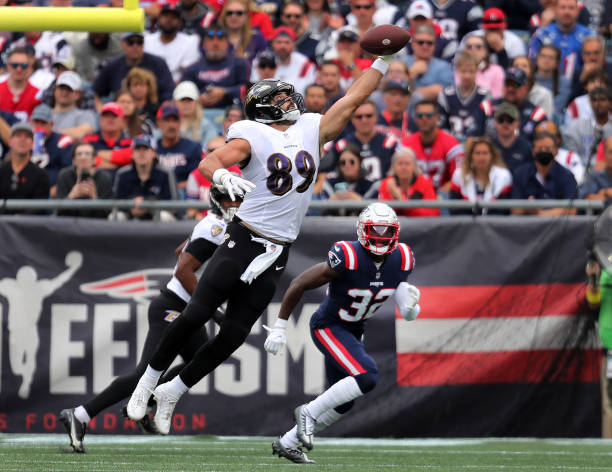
left=161, top=375, right=189, bottom=398
left=280, top=408, right=344, bottom=449
left=74, top=405, right=91, bottom=424
left=314, top=408, right=342, bottom=433
left=143, top=365, right=162, bottom=385
left=305, top=377, right=363, bottom=418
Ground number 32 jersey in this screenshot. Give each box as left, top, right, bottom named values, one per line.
left=311, top=240, right=415, bottom=335
left=226, top=113, right=322, bottom=243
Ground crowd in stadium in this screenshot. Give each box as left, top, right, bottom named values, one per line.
left=0, top=0, right=611, bottom=219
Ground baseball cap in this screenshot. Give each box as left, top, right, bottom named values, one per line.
left=384, top=79, right=411, bottom=94
left=31, top=104, right=54, bottom=123
left=132, top=135, right=155, bottom=149
left=52, top=55, right=75, bottom=70
left=482, top=7, right=506, bottom=29
left=407, top=0, right=433, bottom=19
left=122, top=32, right=144, bottom=40
left=10, top=122, right=34, bottom=137
left=156, top=103, right=180, bottom=120
left=494, top=102, right=519, bottom=121
left=56, top=70, right=82, bottom=91
left=173, top=81, right=200, bottom=101
left=337, top=26, right=359, bottom=42
left=101, top=102, right=125, bottom=118
left=505, top=67, right=527, bottom=86
left=257, top=50, right=276, bottom=68
left=272, top=26, right=296, bottom=41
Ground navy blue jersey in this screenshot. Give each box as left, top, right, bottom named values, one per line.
left=430, top=0, right=483, bottom=42
left=155, top=137, right=203, bottom=184
left=490, top=98, right=547, bottom=142
left=30, top=132, right=73, bottom=186
left=327, top=133, right=397, bottom=181
left=311, top=240, right=415, bottom=336
left=437, top=86, right=491, bottom=141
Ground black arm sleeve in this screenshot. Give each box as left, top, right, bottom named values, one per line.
left=185, top=238, right=218, bottom=263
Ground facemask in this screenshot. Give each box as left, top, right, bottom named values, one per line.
left=534, top=151, right=554, bottom=166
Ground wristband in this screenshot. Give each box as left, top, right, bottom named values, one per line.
left=212, top=168, right=229, bottom=185
left=370, top=57, right=389, bottom=75
left=586, top=287, right=602, bottom=305
left=274, top=318, right=288, bottom=329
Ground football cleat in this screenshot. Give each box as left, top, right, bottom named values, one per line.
left=272, top=438, right=316, bottom=464
left=127, top=378, right=156, bottom=421
left=121, top=405, right=157, bottom=434
left=152, top=383, right=180, bottom=435
left=294, top=404, right=315, bottom=451
left=59, top=408, right=86, bottom=453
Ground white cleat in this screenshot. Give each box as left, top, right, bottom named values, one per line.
left=127, top=379, right=155, bottom=421
left=153, top=383, right=180, bottom=435
left=294, top=404, right=315, bottom=451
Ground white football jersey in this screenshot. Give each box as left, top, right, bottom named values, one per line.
left=166, top=213, right=228, bottom=303
left=227, top=113, right=322, bottom=242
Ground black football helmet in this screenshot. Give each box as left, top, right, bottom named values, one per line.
left=244, top=79, right=305, bottom=124
left=210, top=177, right=242, bottom=222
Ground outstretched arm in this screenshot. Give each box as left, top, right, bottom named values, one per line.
left=319, top=58, right=390, bottom=145
left=264, top=262, right=340, bottom=355
left=44, top=252, right=83, bottom=296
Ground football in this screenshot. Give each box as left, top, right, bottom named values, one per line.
left=359, top=25, right=411, bottom=56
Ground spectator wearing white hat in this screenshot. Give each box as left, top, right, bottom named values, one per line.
left=52, top=71, right=98, bottom=140
left=394, top=0, right=457, bottom=62
left=172, top=81, right=218, bottom=149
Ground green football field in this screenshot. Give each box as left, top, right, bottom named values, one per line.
left=2, top=434, right=612, bottom=472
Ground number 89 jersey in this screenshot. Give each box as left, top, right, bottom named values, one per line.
left=227, top=113, right=322, bottom=243
left=311, top=240, right=415, bottom=333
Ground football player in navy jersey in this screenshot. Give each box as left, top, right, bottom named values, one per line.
left=128, top=53, right=397, bottom=436
left=58, top=184, right=240, bottom=453
left=264, top=203, right=420, bottom=463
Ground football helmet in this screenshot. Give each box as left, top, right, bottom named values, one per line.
left=357, top=203, right=400, bottom=255
left=244, top=79, right=305, bottom=124
left=210, top=176, right=242, bottom=222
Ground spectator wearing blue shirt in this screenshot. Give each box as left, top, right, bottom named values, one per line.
left=401, top=25, right=453, bottom=102
left=511, top=131, right=577, bottom=216
left=92, top=33, right=175, bottom=106
left=528, top=0, right=594, bottom=81
left=154, top=103, right=202, bottom=199
left=114, top=135, right=178, bottom=221
left=181, top=25, right=248, bottom=109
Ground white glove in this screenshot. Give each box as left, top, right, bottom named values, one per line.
left=263, top=318, right=287, bottom=355
left=212, top=168, right=256, bottom=201
left=394, top=282, right=421, bottom=321
left=380, top=53, right=398, bottom=65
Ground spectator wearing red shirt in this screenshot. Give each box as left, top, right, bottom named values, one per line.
left=400, top=99, right=464, bottom=192
left=84, top=102, right=133, bottom=171
left=378, top=147, right=439, bottom=217
left=0, top=46, right=42, bottom=121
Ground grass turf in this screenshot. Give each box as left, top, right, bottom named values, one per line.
left=1, top=435, right=612, bottom=472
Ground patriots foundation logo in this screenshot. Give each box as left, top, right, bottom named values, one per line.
left=80, top=269, right=174, bottom=303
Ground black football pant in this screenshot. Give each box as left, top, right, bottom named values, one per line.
left=84, top=289, right=207, bottom=418
left=149, top=222, right=290, bottom=387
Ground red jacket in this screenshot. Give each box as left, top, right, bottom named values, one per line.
left=378, top=174, right=440, bottom=217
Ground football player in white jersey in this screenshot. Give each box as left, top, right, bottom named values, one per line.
left=127, top=54, right=397, bottom=436
left=58, top=185, right=240, bottom=453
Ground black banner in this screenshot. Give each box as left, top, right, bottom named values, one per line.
left=0, top=215, right=601, bottom=437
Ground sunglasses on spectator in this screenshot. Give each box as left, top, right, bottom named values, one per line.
left=353, top=113, right=374, bottom=119
left=416, top=112, right=435, bottom=119
left=126, top=38, right=144, bottom=46
left=283, top=13, right=303, bottom=18
left=206, top=30, right=227, bottom=38
left=466, top=44, right=483, bottom=50
left=226, top=10, right=246, bottom=16
left=352, top=4, right=373, bottom=9
left=339, top=159, right=357, bottom=166
left=415, top=39, right=434, bottom=46
left=495, top=115, right=515, bottom=124
left=9, top=62, right=29, bottom=70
